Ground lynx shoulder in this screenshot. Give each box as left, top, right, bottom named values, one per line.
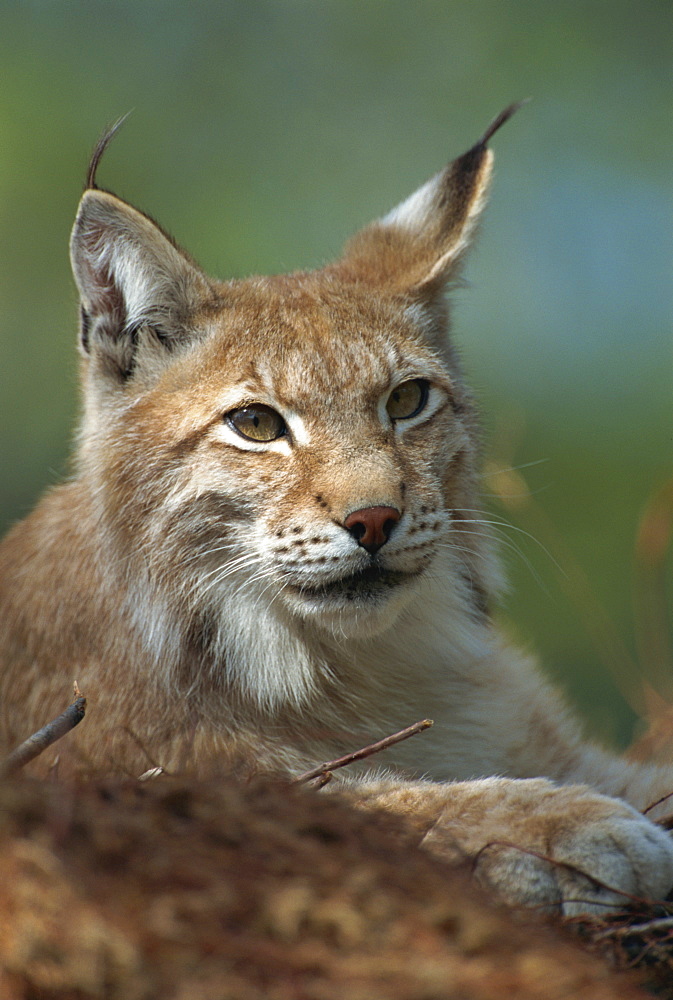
left=1, top=107, right=671, bottom=914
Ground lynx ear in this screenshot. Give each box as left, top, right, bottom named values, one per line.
left=70, top=189, right=211, bottom=380
left=333, top=103, right=523, bottom=299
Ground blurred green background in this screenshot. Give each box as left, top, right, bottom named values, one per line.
left=1, top=1, right=671, bottom=750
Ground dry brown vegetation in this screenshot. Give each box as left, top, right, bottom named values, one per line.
left=0, top=774, right=668, bottom=1000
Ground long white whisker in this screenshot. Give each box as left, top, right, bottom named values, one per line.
left=259, top=575, right=291, bottom=613
left=182, top=541, right=238, bottom=567
left=196, top=555, right=268, bottom=599
left=197, top=551, right=263, bottom=585
left=482, top=457, right=550, bottom=477
left=452, top=509, right=566, bottom=577
left=446, top=529, right=551, bottom=593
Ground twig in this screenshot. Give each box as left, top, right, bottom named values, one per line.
left=292, top=719, right=433, bottom=785
left=643, top=789, right=673, bottom=816
left=591, top=915, right=673, bottom=942
left=473, top=839, right=662, bottom=909
left=0, top=693, right=87, bottom=777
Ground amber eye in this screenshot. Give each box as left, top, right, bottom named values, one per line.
left=227, top=405, right=287, bottom=442
left=386, top=379, right=429, bottom=421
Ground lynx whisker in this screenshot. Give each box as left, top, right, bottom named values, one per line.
left=196, top=550, right=263, bottom=585
left=482, top=458, right=550, bottom=477
left=194, top=556, right=268, bottom=601
left=447, top=528, right=550, bottom=593
left=182, top=540, right=239, bottom=567
left=452, top=509, right=565, bottom=576
left=204, top=563, right=268, bottom=597
left=225, top=564, right=279, bottom=605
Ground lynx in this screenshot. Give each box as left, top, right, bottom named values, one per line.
left=1, top=105, right=672, bottom=914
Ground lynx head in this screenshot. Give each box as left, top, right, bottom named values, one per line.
left=68, top=107, right=518, bottom=704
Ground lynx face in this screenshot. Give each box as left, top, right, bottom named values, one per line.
left=87, top=276, right=474, bottom=645
left=173, top=282, right=470, bottom=636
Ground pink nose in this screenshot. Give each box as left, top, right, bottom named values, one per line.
left=343, top=506, right=401, bottom=555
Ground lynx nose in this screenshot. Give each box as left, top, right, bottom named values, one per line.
left=344, top=506, right=401, bottom=555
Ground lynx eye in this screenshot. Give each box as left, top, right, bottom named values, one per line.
left=386, top=379, right=429, bottom=421
left=227, top=404, right=287, bottom=442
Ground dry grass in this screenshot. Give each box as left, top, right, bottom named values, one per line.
left=0, top=774, right=667, bottom=1000
left=570, top=907, right=673, bottom=997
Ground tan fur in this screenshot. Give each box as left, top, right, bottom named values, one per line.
left=1, top=109, right=672, bottom=913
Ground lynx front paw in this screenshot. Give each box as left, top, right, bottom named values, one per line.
left=420, top=778, right=673, bottom=916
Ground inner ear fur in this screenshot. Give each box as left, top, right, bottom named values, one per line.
left=70, top=189, right=211, bottom=380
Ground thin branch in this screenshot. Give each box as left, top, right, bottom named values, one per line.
left=0, top=694, right=87, bottom=777
left=292, top=719, right=433, bottom=785
left=472, top=839, right=663, bottom=909
left=591, top=915, right=673, bottom=942
left=643, top=789, right=673, bottom=816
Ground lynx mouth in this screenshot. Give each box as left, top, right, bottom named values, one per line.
left=288, top=565, right=420, bottom=604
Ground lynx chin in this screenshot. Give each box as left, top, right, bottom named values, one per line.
left=1, top=104, right=672, bottom=915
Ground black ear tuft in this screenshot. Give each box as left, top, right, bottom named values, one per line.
left=85, top=111, right=133, bottom=191
left=474, top=99, right=530, bottom=151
